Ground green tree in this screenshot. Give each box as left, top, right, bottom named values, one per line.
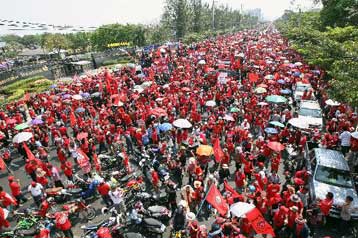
left=43, top=34, right=70, bottom=55
left=66, top=32, right=91, bottom=53
left=163, top=0, right=190, bottom=39
left=320, top=0, right=358, bottom=27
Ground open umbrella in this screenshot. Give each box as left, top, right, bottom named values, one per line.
left=223, top=114, right=235, bottom=121
left=198, top=60, right=206, bottom=65
left=325, top=99, right=340, bottom=106
left=72, top=94, right=83, bottom=100
left=159, top=123, right=173, bottom=132
left=196, top=145, right=214, bottom=156
left=81, top=92, right=90, bottom=98
left=264, top=74, right=274, bottom=80
left=269, top=121, right=285, bottom=128
left=277, top=79, right=286, bottom=84
left=75, top=107, right=86, bottom=113
left=91, top=92, right=101, bottom=98
left=267, top=141, right=285, bottom=152
left=76, top=132, right=88, bottom=141
left=15, top=123, right=29, bottom=131
left=351, top=131, right=358, bottom=139
left=31, top=118, right=44, bottom=125
left=230, top=107, right=240, bottom=113
left=258, top=102, right=269, bottom=106
left=230, top=202, right=255, bottom=218
left=264, top=127, right=278, bottom=134
left=288, top=118, right=309, bottom=129
left=13, top=132, right=33, bottom=143
left=150, top=108, right=168, bottom=117
left=280, top=89, right=291, bottom=94
left=265, top=95, right=287, bottom=104
left=173, top=119, right=192, bottom=129
left=205, top=100, right=216, bottom=107
left=254, top=87, right=267, bottom=94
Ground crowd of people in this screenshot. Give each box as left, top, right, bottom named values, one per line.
left=0, top=26, right=357, bottom=238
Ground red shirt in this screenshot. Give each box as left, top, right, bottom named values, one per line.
left=97, top=183, right=110, bottom=196
left=9, top=181, right=21, bottom=197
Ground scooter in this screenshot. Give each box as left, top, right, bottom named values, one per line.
left=129, top=209, right=166, bottom=236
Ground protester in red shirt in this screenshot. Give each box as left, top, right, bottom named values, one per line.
left=97, top=179, right=112, bottom=206
left=54, top=211, right=73, bottom=238
left=8, top=176, right=28, bottom=207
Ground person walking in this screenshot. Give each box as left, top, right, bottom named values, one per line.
left=28, top=181, right=45, bottom=207
left=339, top=128, right=352, bottom=156
left=8, top=176, right=28, bottom=207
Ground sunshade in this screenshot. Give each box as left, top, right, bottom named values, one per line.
left=173, top=119, right=192, bottom=129
left=150, top=108, right=168, bottom=117
left=269, top=121, right=285, bottom=128
left=205, top=100, right=216, bottom=107
left=76, top=132, right=88, bottom=141
left=264, top=74, right=274, bottom=80
left=75, top=107, right=86, bottom=113
left=31, top=118, right=44, bottom=125
left=280, top=89, right=291, bottom=94
left=196, top=145, right=214, bottom=156
left=223, top=114, right=235, bottom=121
left=198, top=60, right=206, bottom=65
left=15, top=123, right=29, bottom=130
left=159, top=123, right=173, bottom=132
left=257, top=102, right=269, bottom=106
left=13, top=132, right=33, bottom=143
left=351, top=131, right=358, bottom=139
left=267, top=141, right=285, bottom=151
left=230, top=107, right=240, bottom=113
left=230, top=202, right=255, bottom=218
left=255, top=87, right=267, bottom=94
left=325, top=99, right=340, bottom=106
left=264, top=127, right=278, bottom=134
left=265, top=95, right=287, bottom=104
left=72, top=94, right=83, bottom=100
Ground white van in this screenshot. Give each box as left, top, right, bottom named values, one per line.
left=298, top=100, right=323, bottom=129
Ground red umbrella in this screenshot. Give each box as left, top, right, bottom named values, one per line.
left=150, top=108, right=168, bottom=117
left=77, top=132, right=88, bottom=141
left=257, top=84, right=268, bottom=88
left=267, top=141, right=285, bottom=152
left=5, top=118, right=16, bottom=125
left=182, top=87, right=191, bottom=92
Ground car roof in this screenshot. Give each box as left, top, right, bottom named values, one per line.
left=296, top=82, right=312, bottom=87
left=300, top=100, right=321, bottom=110
left=314, top=148, right=349, bottom=171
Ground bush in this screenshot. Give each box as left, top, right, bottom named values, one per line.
left=2, top=76, right=45, bottom=94
left=7, top=89, right=25, bottom=101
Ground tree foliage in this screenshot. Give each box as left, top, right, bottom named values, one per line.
left=275, top=10, right=358, bottom=106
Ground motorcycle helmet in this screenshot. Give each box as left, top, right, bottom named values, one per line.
left=248, top=185, right=256, bottom=192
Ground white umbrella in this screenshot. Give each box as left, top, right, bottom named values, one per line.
left=133, top=85, right=144, bottom=93
left=205, top=100, right=216, bottom=107
left=198, top=59, right=206, bottom=65
left=72, top=94, right=83, bottom=100
left=13, top=132, right=33, bottom=143
left=295, top=62, right=303, bottom=66
left=223, top=114, right=235, bottom=121
left=351, top=132, right=358, bottom=139
left=325, top=99, right=341, bottom=106
left=288, top=118, right=309, bottom=129
left=230, top=202, right=255, bottom=218
left=238, top=53, right=245, bottom=58
left=258, top=102, right=269, bottom=106
left=264, top=74, right=274, bottom=80
left=173, top=119, right=192, bottom=129
left=141, top=81, right=153, bottom=88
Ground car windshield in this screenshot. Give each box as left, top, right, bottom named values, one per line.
left=315, top=165, right=353, bottom=188
left=299, top=108, right=322, bottom=118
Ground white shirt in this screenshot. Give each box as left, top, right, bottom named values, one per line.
left=109, top=189, right=123, bottom=204
left=339, top=131, right=351, bottom=146
left=28, top=183, right=43, bottom=197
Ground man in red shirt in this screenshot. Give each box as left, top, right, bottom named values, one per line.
left=8, top=176, right=28, bottom=207
left=0, top=186, right=17, bottom=212
left=54, top=211, right=73, bottom=238
left=97, top=179, right=112, bottom=206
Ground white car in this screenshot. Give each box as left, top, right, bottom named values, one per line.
left=298, top=100, right=323, bottom=129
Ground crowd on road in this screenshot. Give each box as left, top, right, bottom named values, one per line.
left=0, top=27, right=357, bottom=238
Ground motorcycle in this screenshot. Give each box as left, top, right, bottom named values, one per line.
left=129, top=209, right=166, bottom=236
left=62, top=198, right=96, bottom=221
left=45, top=187, right=83, bottom=203
left=135, top=192, right=169, bottom=208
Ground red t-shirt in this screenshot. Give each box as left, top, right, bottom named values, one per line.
left=97, top=183, right=110, bottom=196
left=9, top=181, right=21, bottom=197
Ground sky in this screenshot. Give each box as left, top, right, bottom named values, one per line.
left=0, top=0, right=318, bottom=27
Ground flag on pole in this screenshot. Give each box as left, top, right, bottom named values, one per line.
left=224, top=180, right=244, bottom=201
left=213, top=138, right=224, bottom=163
left=245, top=208, right=275, bottom=237
left=69, top=110, right=76, bottom=128
left=23, top=142, right=36, bottom=161
left=205, top=185, right=228, bottom=216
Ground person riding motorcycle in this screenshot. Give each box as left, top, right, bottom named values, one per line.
left=172, top=205, right=187, bottom=232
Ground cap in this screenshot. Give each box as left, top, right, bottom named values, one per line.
left=8, top=176, right=14, bottom=181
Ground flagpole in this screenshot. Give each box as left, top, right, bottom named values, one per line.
left=195, top=183, right=213, bottom=218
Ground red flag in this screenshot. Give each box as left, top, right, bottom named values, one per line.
left=70, top=110, right=76, bottom=128
left=213, top=138, right=224, bottom=163
left=224, top=180, right=244, bottom=201
left=23, top=142, right=36, bottom=161
left=0, top=157, right=6, bottom=171
left=205, top=185, right=228, bottom=216
left=248, top=73, right=259, bottom=83
left=92, top=153, right=101, bottom=173
left=246, top=208, right=275, bottom=237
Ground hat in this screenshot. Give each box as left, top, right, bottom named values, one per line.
left=8, top=176, right=14, bottom=181
left=186, top=212, right=196, bottom=221
left=194, top=180, right=202, bottom=188
left=290, top=194, right=300, bottom=203
left=290, top=206, right=299, bottom=212
left=189, top=157, right=196, bottom=164
left=31, top=181, right=36, bottom=187
left=222, top=164, right=229, bottom=169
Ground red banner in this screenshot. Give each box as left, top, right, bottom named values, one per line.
left=224, top=180, right=244, bottom=201
left=213, top=138, right=224, bottom=163
left=206, top=185, right=228, bottom=216
left=246, top=208, right=275, bottom=237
